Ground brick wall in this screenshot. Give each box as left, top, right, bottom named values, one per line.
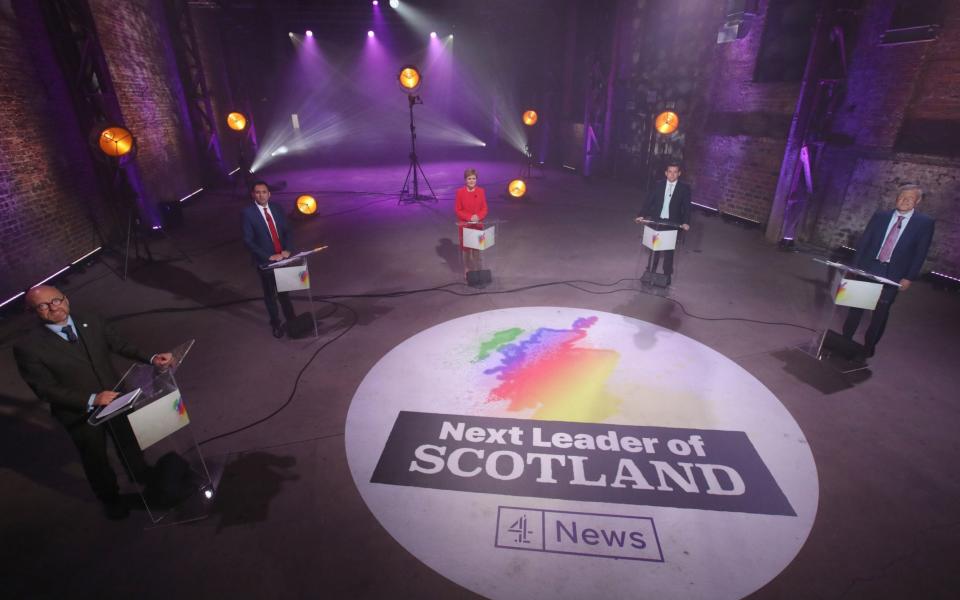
left=89, top=0, right=201, bottom=216
left=613, top=0, right=721, bottom=183
left=807, top=0, right=960, bottom=275
left=0, top=1, right=109, bottom=301
left=682, top=0, right=800, bottom=223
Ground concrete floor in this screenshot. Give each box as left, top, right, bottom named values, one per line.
left=1, top=159, right=958, bottom=599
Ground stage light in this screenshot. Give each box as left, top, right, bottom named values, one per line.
left=288, top=32, right=293, bottom=37
left=226, top=112, right=247, bottom=131
left=390, top=0, right=399, bottom=8
left=296, top=195, right=318, bottom=215
left=367, top=30, right=375, bottom=38
left=449, top=34, right=454, bottom=39
left=306, top=30, right=313, bottom=37
left=522, top=110, right=538, bottom=126
left=430, top=31, right=437, bottom=39
left=372, top=0, right=378, bottom=5
left=97, top=126, right=134, bottom=157
left=508, top=179, right=527, bottom=198
left=654, top=111, right=679, bottom=134
left=398, top=65, right=422, bottom=93
left=270, top=145, right=289, bottom=157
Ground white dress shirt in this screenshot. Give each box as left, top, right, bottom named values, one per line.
left=660, top=181, right=677, bottom=219
left=256, top=202, right=279, bottom=228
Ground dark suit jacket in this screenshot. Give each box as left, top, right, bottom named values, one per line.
left=642, top=180, right=692, bottom=225
left=853, top=210, right=935, bottom=282
left=242, top=202, right=293, bottom=266
left=13, top=313, right=151, bottom=428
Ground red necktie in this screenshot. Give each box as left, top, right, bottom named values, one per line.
left=877, top=215, right=903, bottom=263
left=263, top=207, right=283, bottom=254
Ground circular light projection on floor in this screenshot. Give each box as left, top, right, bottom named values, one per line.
left=97, top=126, right=134, bottom=157
left=507, top=179, right=527, bottom=198
left=226, top=112, right=247, bottom=131
left=654, top=111, right=679, bottom=135
left=296, top=194, right=317, bottom=215
left=522, top=110, right=538, bottom=126
left=346, top=307, right=818, bottom=600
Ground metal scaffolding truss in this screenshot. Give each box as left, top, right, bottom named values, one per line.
left=166, top=0, right=225, bottom=181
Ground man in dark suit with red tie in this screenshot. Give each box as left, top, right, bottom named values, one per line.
left=241, top=180, right=297, bottom=338
left=635, top=160, right=692, bottom=285
left=13, top=285, right=173, bottom=519
left=842, top=184, right=935, bottom=357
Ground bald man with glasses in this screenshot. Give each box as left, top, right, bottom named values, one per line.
left=13, top=285, right=172, bottom=519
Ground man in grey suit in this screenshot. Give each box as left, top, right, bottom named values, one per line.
left=13, top=285, right=172, bottom=519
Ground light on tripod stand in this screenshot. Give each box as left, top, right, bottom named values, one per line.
left=397, top=65, right=436, bottom=204
left=296, top=195, right=317, bottom=215
left=398, top=65, right=422, bottom=93
left=226, top=112, right=247, bottom=131
left=508, top=179, right=527, bottom=198
left=97, top=126, right=134, bottom=157
left=522, top=110, right=538, bottom=126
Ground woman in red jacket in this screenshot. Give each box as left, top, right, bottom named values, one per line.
left=455, top=168, right=488, bottom=277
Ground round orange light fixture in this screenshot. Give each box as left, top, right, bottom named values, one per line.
left=507, top=179, right=527, bottom=198
left=227, top=112, right=247, bottom=131
left=654, top=111, right=679, bottom=135
left=296, top=195, right=318, bottom=215
left=98, top=126, right=134, bottom=157
left=522, top=110, right=538, bottom=126
left=398, top=66, right=421, bottom=92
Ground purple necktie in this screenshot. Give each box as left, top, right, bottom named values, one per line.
left=877, top=215, right=904, bottom=263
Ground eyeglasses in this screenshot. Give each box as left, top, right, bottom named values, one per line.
left=32, top=296, right=66, bottom=313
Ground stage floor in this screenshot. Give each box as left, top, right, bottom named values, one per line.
left=2, top=159, right=958, bottom=599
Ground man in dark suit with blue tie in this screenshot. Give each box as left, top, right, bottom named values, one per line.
left=242, top=180, right=297, bottom=338
left=842, top=184, right=935, bottom=357
left=13, top=285, right=173, bottom=519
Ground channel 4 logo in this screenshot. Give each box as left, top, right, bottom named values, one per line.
left=495, top=506, right=664, bottom=562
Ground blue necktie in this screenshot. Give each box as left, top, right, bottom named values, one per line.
left=62, top=325, right=78, bottom=342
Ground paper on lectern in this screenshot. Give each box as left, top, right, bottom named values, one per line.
left=642, top=226, right=677, bottom=251
left=274, top=265, right=310, bottom=292
left=834, top=278, right=883, bottom=310
left=462, top=226, right=495, bottom=250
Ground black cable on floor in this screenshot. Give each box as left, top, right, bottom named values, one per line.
left=100, top=275, right=813, bottom=447
left=196, top=300, right=358, bottom=447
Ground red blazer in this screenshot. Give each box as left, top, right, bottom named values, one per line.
left=455, top=186, right=488, bottom=247
left=455, top=186, right=488, bottom=223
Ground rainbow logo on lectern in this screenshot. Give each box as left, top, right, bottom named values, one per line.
left=299, top=269, right=310, bottom=286
left=173, top=395, right=189, bottom=423
left=835, top=281, right=848, bottom=303
left=652, top=233, right=661, bottom=249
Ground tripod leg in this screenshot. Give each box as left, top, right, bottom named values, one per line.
left=399, top=160, right=417, bottom=203
left=415, top=160, right=438, bottom=201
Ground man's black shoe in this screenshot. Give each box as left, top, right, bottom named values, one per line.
left=272, top=324, right=285, bottom=338
left=863, top=345, right=876, bottom=358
